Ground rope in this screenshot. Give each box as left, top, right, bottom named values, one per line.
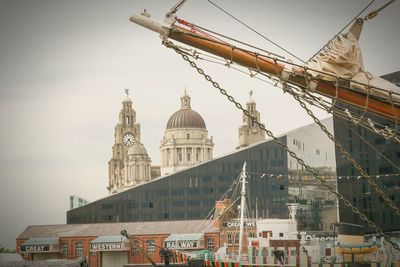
left=206, top=0, right=305, bottom=63
left=364, top=0, right=398, bottom=20
left=165, top=42, right=400, bottom=250
left=166, top=42, right=400, bottom=250
left=195, top=173, right=242, bottom=232
left=308, top=0, right=377, bottom=62
left=171, top=27, right=400, bottom=103
left=190, top=47, right=400, bottom=143
left=176, top=19, right=284, bottom=59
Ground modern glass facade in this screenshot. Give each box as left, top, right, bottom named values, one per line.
left=67, top=136, right=290, bottom=224
left=333, top=71, right=400, bottom=232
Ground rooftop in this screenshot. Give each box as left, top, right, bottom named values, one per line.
left=17, top=220, right=218, bottom=240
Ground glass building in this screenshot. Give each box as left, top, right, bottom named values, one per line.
left=333, top=71, right=400, bottom=232
left=67, top=137, right=290, bottom=224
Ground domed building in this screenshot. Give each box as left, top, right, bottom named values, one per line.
left=160, top=90, right=214, bottom=176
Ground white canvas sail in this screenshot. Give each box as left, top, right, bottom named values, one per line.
left=306, top=21, right=400, bottom=102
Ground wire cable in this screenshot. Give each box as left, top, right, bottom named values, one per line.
left=364, top=0, right=397, bottom=20
left=206, top=0, right=305, bottom=63
left=308, top=0, right=377, bottom=62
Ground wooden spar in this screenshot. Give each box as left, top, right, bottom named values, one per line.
left=129, top=14, right=400, bottom=121
left=169, top=27, right=285, bottom=80
left=168, top=27, right=400, bottom=121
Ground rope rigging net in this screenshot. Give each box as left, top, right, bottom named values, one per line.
left=161, top=39, right=400, bottom=250
left=166, top=7, right=400, bottom=222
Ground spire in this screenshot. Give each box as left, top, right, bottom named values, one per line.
left=180, top=88, right=191, bottom=109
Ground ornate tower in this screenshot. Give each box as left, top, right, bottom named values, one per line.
left=124, top=142, right=152, bottom=188
left=108, top=89, right=142, bottom=194
left=160, top=90, right=214, bottom=176
left=237, top=91, right=265, bottom=149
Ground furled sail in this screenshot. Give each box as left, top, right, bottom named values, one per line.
left=307, top=20, right=400, bottom=102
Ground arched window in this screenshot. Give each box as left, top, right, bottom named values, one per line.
left=126, top=116, right=130, bottom=125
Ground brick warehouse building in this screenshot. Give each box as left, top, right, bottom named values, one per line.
left=16, top=220, right=219, bottom=267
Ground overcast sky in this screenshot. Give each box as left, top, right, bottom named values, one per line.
left=0, top=0, right=399, bottom=248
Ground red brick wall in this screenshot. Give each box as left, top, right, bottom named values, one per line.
left=16, top=239, right=30, bottom=261
left=16, top=232, right=220, bottom=266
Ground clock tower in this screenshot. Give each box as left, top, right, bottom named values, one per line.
left=237, top=91, right=265, bottom=149
left=108, top=89, right=142, bottom=194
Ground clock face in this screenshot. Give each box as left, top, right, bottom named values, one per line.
left=122, top=133, right=135, bottom=146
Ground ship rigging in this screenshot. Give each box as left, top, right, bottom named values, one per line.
left=129, top=0, right=400, bottom=251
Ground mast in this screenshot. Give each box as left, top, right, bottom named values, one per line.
left=238, top=162, right=247, bottom=261
left=130, top=13, right=400, bottom=122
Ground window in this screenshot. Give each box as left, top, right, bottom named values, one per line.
left=202, top=176, right=212, bottom=183
left=146, top=240, right=155, bottom=254
left=235, top=233, right=239, bottom=244
left=172, top=200, right=184, bottom=207
left=102, top=203, right=113, bottom=210
left=75, top=241, right=83, bottom=256
left=316, top=149, right=320, bottom=155
left=187, top=133, right=190, bottom=139
left=187, top=152, right=191, bottom=162
left=291, top=248, right=297, bottom=257
left=325, top=248, right=331, bottom=257
left=188, top=200, right=200, bottom=206
left=279, top=233, right=284, bottom=238
left=207, top=238, right=214, bottom=251
left=133, top=240, right=139, bottom=255
left=61, top=243, right=68, bottom=256
left=227, top=233, right=232, bottom=244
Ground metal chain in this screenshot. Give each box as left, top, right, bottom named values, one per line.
left=285, top=85, right=400, bottom=217
left=165, top=41, right=400, bottom=250
left=192, top=47, right=400, bottom=144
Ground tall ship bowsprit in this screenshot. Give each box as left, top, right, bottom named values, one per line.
left=129, top=0, right=400, bottom=266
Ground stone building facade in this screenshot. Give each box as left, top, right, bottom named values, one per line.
left=107, top=91, right=152, bottom=194
left=238, top=94, right=265, bottom=149
left=160, top=90, right=214, bottom=176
